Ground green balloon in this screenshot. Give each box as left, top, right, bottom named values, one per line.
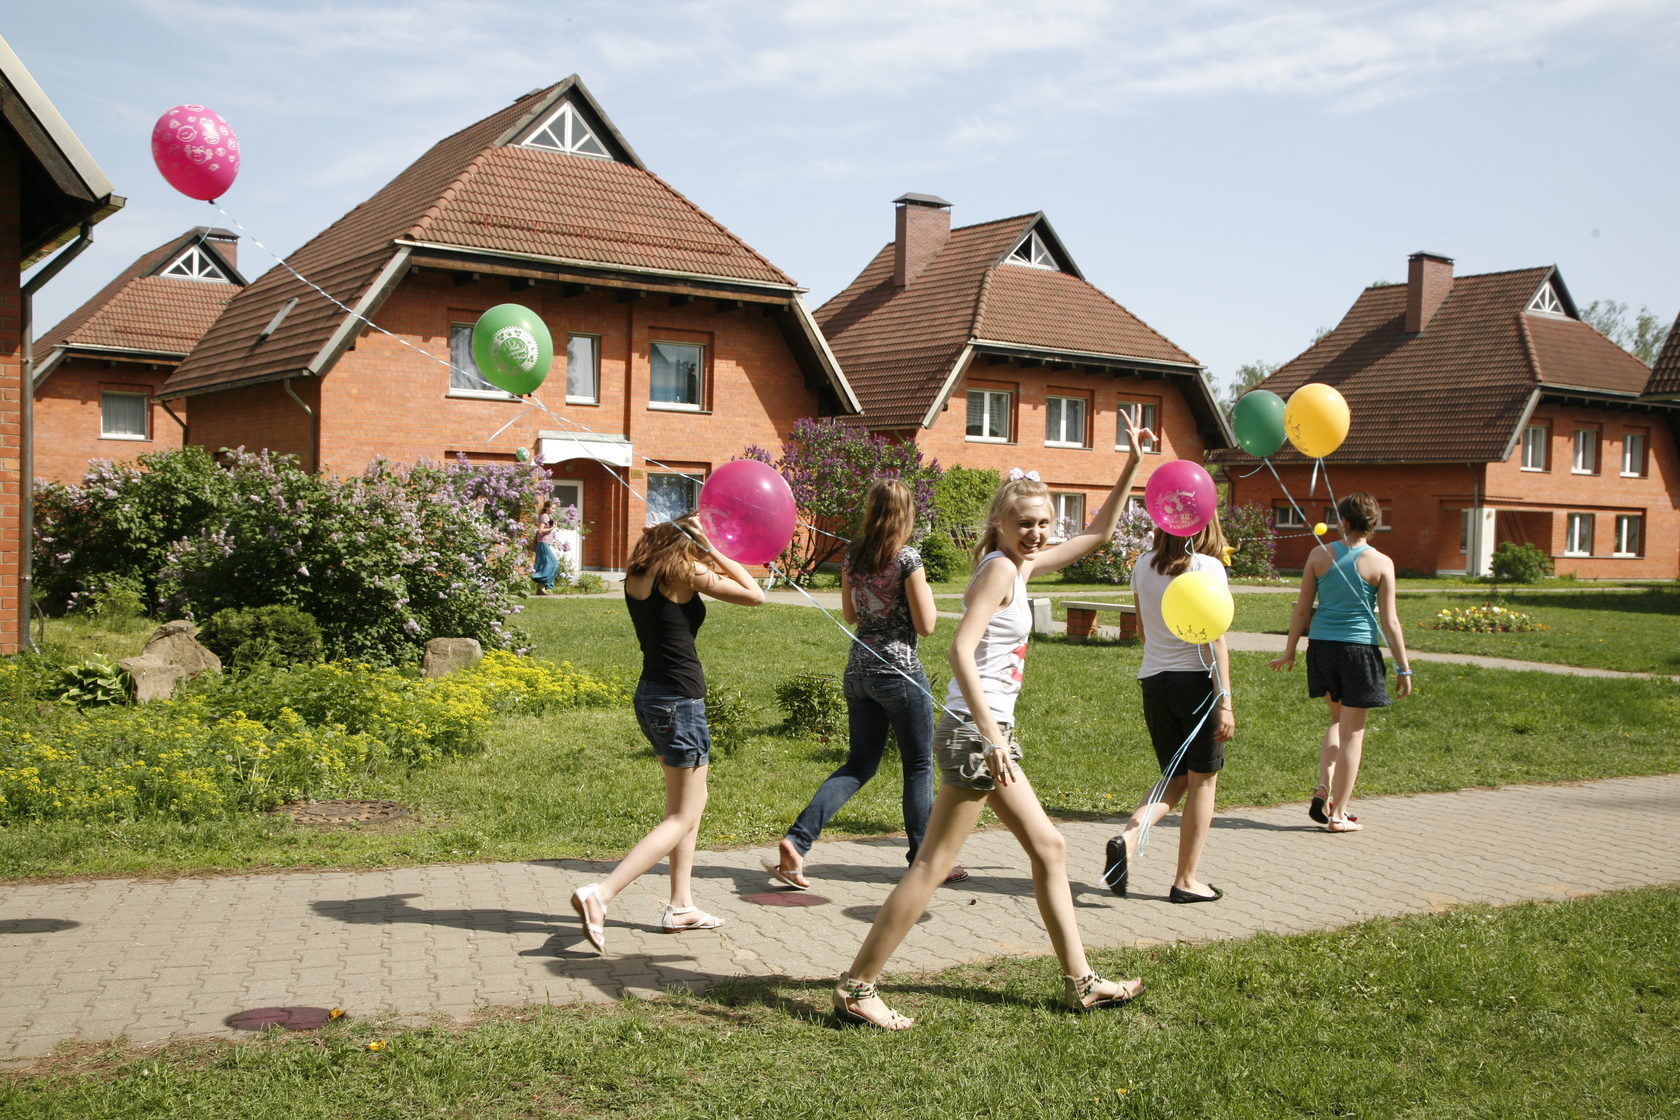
left=470, top=304, right=553, bottom=396
left=1232, top=389, right=1287, bottom=457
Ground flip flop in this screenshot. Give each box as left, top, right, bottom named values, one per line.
left=761, top=858, right=810, bottom=891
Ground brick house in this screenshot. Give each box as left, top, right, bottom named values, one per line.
left=816, top=194, right=1229, bottom=537
left=2, top=34, right=122, bottom=652
left=32, top=228, right=243, bottom=482
left=1222, top=252, right=1680, bottom=579
left=161, top=76, right=856, bottom=572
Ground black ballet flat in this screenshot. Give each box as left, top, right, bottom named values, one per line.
left=1102, top=835, right=1129, bottom=898
left=1168, top=884, right=1224, bottom=904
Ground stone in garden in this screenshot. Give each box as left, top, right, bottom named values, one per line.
left=422, top=638, right=483, bottom=678
left=120, top=655, right=189, bottom=704
left=141, top=619, right=223, bottom=677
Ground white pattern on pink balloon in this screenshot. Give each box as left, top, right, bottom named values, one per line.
left=152, top=104, right=240, bottom=201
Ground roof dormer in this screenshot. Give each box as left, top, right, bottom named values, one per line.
left=1001, top=219, right=1079, bottom=276
left=1527, top=281, right=1568, bottom=317
left=156, top=242, right=231, bottom=283
left=517, top=99, right=612, bottom=160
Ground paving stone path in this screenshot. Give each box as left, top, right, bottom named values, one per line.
left=3, top=774, right=1678, bottom=1061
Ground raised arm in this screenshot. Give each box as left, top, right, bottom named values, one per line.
left=946, top=556, right=1019, bottom=785
left=1031, top=411, right=1154, bottom=575
left=681, top=517, right=766, bottom=607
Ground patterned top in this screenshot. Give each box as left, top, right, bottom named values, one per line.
left=844, top=546, right=925, bottom=677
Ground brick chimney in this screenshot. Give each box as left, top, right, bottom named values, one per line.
left=1405, top=251, right=1453, bottom=334
left=204, top=227, right=239, bottom=272
left=893, top=193, right=951, bottom=288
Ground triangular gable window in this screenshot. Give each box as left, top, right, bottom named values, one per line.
left=1527, top=282, right=1566, bottom=316
left=1007, top=230, right=1059, bottom=270
left=159, top=245, right=228, bottom=282
left=520, top=101, right=611, bottom=159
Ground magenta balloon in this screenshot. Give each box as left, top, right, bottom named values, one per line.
left=151, top=105, right=240, bottom=201
left=1144, top=460, right=1218, bottom=537
left=697, top=460, right=797, bottom=565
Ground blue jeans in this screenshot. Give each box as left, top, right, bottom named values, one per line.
left=785, top=668, right=935, bottom=863
left=633, top=681, right=712, bottom=768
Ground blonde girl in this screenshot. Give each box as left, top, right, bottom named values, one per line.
left=571, top=513, right=764, bottom=952
left=832, top=414, right=1154, bottom=1029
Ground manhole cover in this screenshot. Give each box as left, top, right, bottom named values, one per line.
left=271, top=799, right=409, bottom=825
left=226, top=1006, right=339, bottom=1031
left=741, top=891, right=830, bottom=907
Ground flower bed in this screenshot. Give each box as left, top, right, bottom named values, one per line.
left=1426, top=603, right=1548, bottom=633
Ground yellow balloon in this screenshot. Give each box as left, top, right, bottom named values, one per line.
left=1160, top=570, right=1234, bottom=644
left=1285, top=383, right=1351, bottom=459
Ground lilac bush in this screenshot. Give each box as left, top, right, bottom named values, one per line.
left=1061, top=505, right=1157, bottom=584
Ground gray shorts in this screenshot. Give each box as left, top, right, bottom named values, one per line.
left=934, top=712, right=1022, bottom=791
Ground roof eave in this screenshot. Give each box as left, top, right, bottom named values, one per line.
left=921, top=345, right=977, bottom=429
left=397, top=240, right=799, bottom=296
left=787, top=295, right=861, bottom=414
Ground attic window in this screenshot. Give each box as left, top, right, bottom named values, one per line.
left=160, top=245, right=228, bottom=282
left=521, top=101, right=611, bottom=159
left=1008, top=231, right=1057, bottom=270
left=1527, top=282, right=1567, bottom=316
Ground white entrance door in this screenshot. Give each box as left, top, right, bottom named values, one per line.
left=551, top=480, right=584, bottom=575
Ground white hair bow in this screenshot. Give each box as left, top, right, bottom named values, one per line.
left=1007, top=468, right=1041, bottom=481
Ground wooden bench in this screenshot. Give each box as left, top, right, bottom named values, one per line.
left=1061, top=600, right=1138, bottom=642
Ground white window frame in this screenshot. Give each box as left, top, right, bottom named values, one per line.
left=447, top=323, right=516, bottom=400
left=1521, top=424, right=1549, bottom=471
left=1274, top=503, right=1306, bottom=531
left=1116, top=401, right=1159, bottom=453
left=1571, top=429, right=1598, bottom=475
left=1614, top=514, right=1642, bottom=558
left=966, top=389, right=1012, bottom=442
left=1007, top=230, right=1057, bottom=270
left=519, top=100, right=611, bottom=160
left=1565, top=512, right=1594, bottom=556
left=1621, top=431, right=1647, bottom=478
left=566, top=333, right=600, bottom=405
left=99, top=391, right=150, bottom=440
left=1528, top=283, right=1566, bottom=316
left=648, top=340, right=705, bottom=411
left=159, top=245, right=228, bottom=282
left=1050, top=492, right=1086, bottom=542
left=1044, top=396, right=1087, bottom=448
left=646, top=473, right=702, bottom=525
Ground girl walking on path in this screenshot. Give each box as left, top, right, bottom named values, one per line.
left=571, top=514, right=764, bottom=953
left=832, top=418, right=1153, bottom=1030
left=531, top=499, right=559, bottom=595
left=1104, top=520, right=1235, bottom=904
left=1269, top=492, right=1412, bottom=833
left=766, top=479, right=967, bottom=891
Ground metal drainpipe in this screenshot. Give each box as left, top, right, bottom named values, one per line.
left=281, top=378, right=318, bottom=473
left=158, top=397, right=188, bottom=438
left=1466, top=462, right=1482, bottom=576
left=20, top=222, right=96, bottom=652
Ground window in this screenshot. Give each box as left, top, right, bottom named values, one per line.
left=159, top=245, right=228, bottom=282
left=1273, top=503, right=1306, bottom=530
left=1460, top=510, right=1472, bottom=553
left=1572, top=429, right=1599, bottom=474
left=1565, top=513, right=1594, bottom=556
left=1044, top=396, right=1086, bottom=447
left=649, top=341, right=703, bottom=409
left=646, top=473, right=701, bottom=525
left=1116, top=401, right=1159, bottom=452
left=1325, top=505, right=1392, bottom=532
left=1521, top=424, right=1549, bottom=471
left=448, top=324, right=513, bottom=398
left=1008, top=230, right=1057, bottom=269
left=100, top=392, right=148, bottom=439
left=1527, top=282, right=1566, bottom=316
left=1614, top=514, right=1643, bottom=557
left=520, top=100, right=611, bottom=159
left=1051, top=492, right=1085, bottom=541
left=566, top=334, right=599, bottom=403
left=1621, top=431, right=1647, bottom=478
left=966, top=389, right=1011, bottom=441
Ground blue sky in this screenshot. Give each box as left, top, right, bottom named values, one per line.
left=11, top=0, right=1680, bottom=398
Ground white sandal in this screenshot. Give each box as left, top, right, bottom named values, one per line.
left=570, top=883, right=607, bottom=953
left=1063, top=971, right=1145, bottom=1011
left=832, top=974, right=914, bottom=1030
left=661, top=904, right=726, bottom=932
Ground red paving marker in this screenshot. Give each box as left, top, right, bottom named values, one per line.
left=225, top=1006, right=338, bottom=1031
left=740, top=891, right=829, bottom=907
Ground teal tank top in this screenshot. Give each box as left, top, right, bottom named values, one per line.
left=1309, top=542, right=1380, bottom=645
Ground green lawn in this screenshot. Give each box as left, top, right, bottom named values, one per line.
left=7, top=598, right=1674, bottom=880
left=5, top=886, right=1677, bottom=1118
left=1231, top=587, right=1680, bottom=673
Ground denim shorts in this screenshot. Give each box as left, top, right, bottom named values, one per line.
left=933, top=711, right=1022, bottom=791
left=633, top=682, right=712, bottom=768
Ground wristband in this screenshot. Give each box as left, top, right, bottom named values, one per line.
left=1396, top=669, right=1412, bottom=676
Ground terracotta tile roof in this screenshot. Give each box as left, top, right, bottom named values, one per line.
left=1218, top=266, right=1663, bottom=465
left=166, top=77, right=794, bottom=399
left=35, top=229, right=242, bottom=367
left=1648, top=310, right=1680, bottom=398
left=816, top=214, right=1200, bottom=429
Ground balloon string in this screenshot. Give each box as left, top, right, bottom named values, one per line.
left=1126, top=653, right=1225, bottom=862
left=1262, top=457, right=1388, bottom=648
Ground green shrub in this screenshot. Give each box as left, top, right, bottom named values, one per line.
left=1220, top=502, right=1280, bottom=580
left=554, top=572, right=606, bottom=595
left=703, top=681, right=758, bottom=754
left=917, top=531, right=964, bottom=583
left=933, top=465, right=1001, bottom=547
left=56, top=655, right=130, bottom=709
left=774, top=672, right=846, bottom=739
left=83, top=574, right=147, bottom=621
left=1491, top=541, right=1553, bottom=583
left=199, top=605, right=325, bottom=670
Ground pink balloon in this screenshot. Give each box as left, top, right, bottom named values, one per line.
left=697, top=460, right=797, bottom=565
left=151, top=104, right=240, bottom=201
left=1144, top=459, right=1218, bottom=537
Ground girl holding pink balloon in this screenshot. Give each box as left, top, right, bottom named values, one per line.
left=570, top=513, right=765, bottom=953
left=833, top=415, right=1153, bottom=1029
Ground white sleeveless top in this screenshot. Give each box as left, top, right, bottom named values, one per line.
left=944, top=551, right=1031, bottom=725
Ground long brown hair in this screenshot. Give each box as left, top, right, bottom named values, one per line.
left=627, top=515, right=707, bottom=591
left=847, top=479, right=916, bottom=578
left=1148, top=518, right=1230, bottom=576
left=975, top=477, right=1051, bottom=563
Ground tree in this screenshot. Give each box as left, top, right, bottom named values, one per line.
left=1221, top=360, right=1279, bottom=414
left=1579, top=300, right=1672, bottom=367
